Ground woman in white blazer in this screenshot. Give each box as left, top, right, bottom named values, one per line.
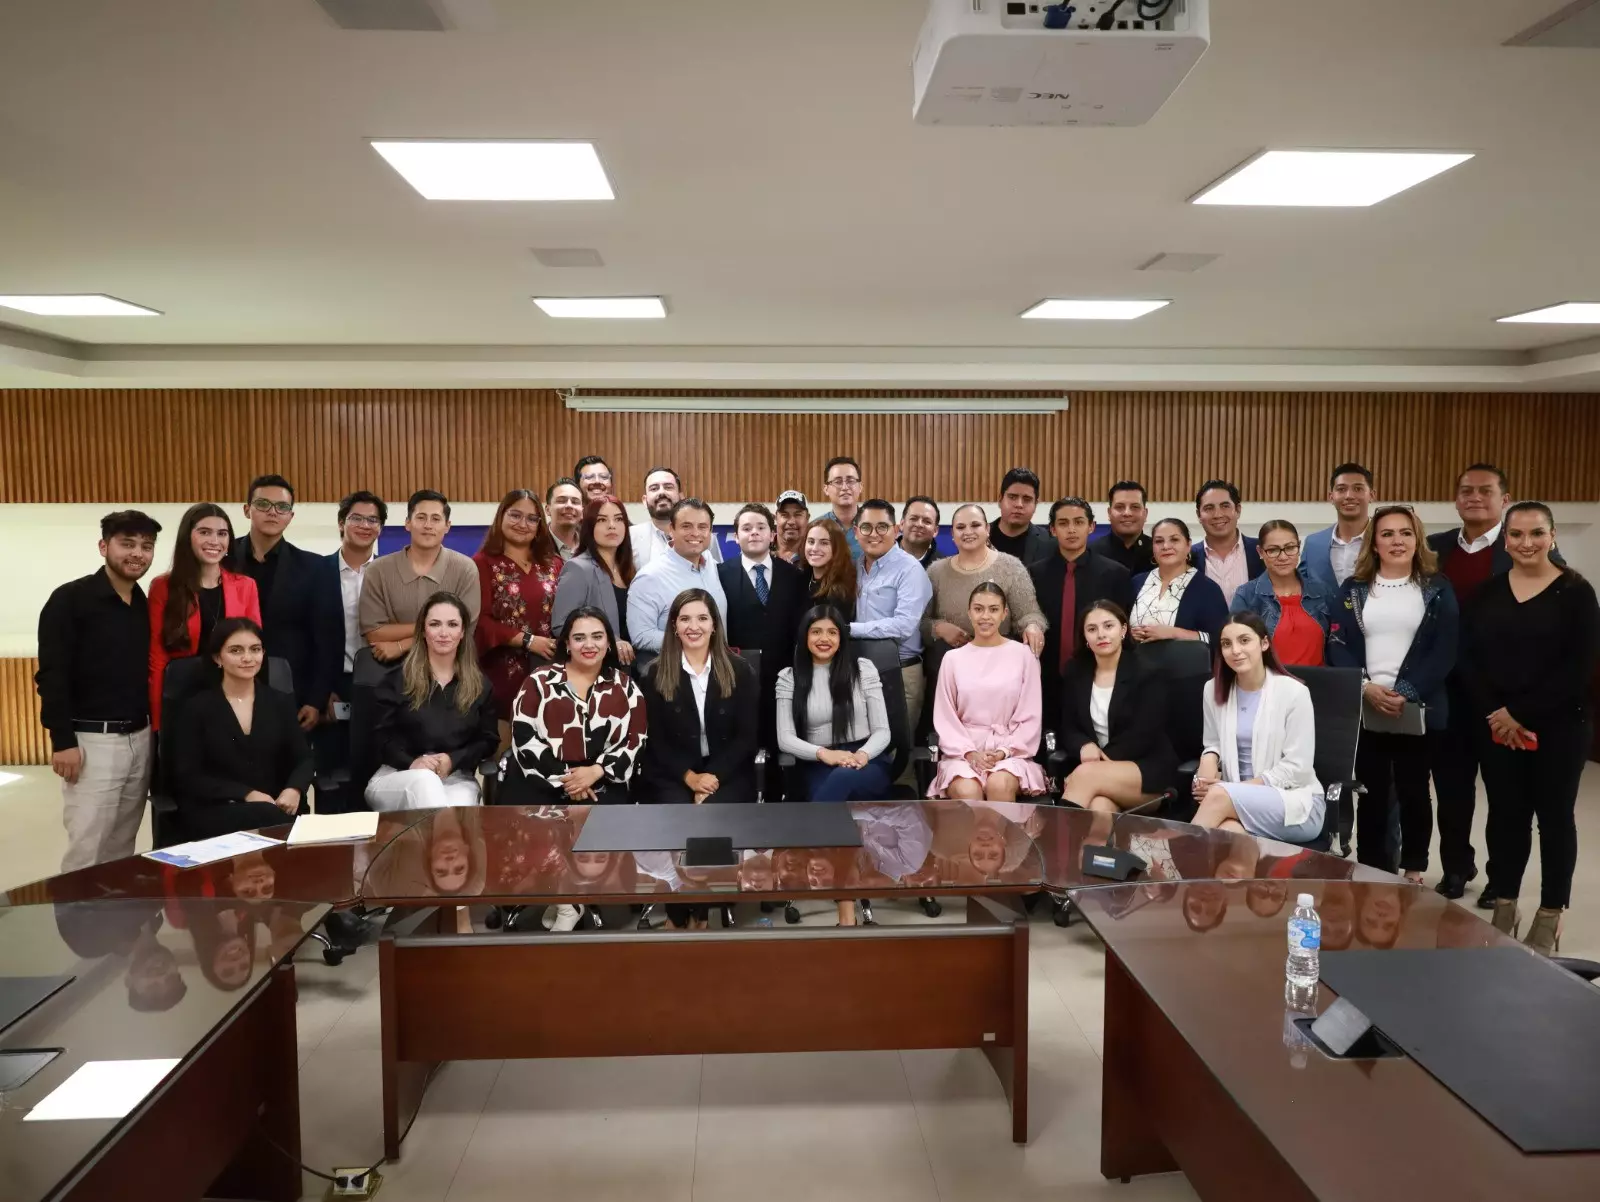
left=1191, top=611, right=1324, bottom=842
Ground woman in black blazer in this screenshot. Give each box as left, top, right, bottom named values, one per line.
left=1057, top=601, right=1176, bottom=813
left=170, top=618, right=313, bottom=840
left=639, top=588, right=759, bottom=805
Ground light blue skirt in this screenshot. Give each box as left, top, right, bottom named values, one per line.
left=1221, top=782, right=1325, bottom=843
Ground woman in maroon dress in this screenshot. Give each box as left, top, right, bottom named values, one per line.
left=474, top=489, right=563, bottom=748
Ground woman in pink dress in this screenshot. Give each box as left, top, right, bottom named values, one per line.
left=928, top=581, right=1048, bottom=801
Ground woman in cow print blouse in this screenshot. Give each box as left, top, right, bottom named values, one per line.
left=510, top=605, right=647, bottom=804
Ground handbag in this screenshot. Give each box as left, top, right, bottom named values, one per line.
left=1361, top=698, right=1426, bottom=736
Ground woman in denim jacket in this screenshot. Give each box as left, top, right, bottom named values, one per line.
left=1229, top=520, right=1334, bottom=667
left=1328, top=506, right=1458, bottom=879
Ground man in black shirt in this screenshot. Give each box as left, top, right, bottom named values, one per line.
left=988, top=467, right=1054, bottom=566
left=36, top=510, right=163, bottom=871
left=230, top=474, right=343, bottom=733
left=1090, top=480, right=1157, bottom=575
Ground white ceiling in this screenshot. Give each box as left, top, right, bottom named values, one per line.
left=1, top=0, right=1599, bottom=389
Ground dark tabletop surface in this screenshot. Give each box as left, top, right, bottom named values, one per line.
left=0, top=898, right=329, bottom=1202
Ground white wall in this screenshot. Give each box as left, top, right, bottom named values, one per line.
left=5, top=500, right=1598, bottom=657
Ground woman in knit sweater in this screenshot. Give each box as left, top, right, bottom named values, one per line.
left=922, top=504, right=1047, bottom=655
left=775, top=605, right=893, bottom=803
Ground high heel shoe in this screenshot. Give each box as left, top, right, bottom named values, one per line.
left=1491, top=898, right=1521, bottom=939
left=1523, top=907, right=1564, bottom=957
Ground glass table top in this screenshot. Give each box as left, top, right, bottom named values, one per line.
left=357, top=802, right=1368, bottom=906
left=0, top=898, right=329, bottom=1202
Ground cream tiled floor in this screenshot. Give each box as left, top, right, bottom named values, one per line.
left=4, top=764, right=1599, bottom=1201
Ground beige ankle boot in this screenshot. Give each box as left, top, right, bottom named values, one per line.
left=1491, top=897, right=1520, bottom=938
left=1523, top=907, right=1563, bottom=956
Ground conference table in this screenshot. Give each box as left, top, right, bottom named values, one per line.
left=1071, top=880, right=1600, bottom=1200
left=0, top=897, right=329, bottom=1202
left=357, top=801, right=1363, bottom=1157
left=0, top=800, right=1388, bottom=1194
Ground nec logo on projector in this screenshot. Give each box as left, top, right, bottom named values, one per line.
left=912, top=0, right=1211, bottom=127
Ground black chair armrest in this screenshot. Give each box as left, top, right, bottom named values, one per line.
left=1553, top=957, right=1600, bottom=983
left=1176, top=758, right=1200, bottom=776
left=150, top=793, right=177, bottom=815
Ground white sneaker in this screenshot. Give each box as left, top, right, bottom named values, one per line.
left=550, top=904, right=582, bottom=932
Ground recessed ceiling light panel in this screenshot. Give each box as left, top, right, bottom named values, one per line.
left=1497, top=302, right=1600, bottom=324
left=533, top=296, right=666, bottom=319
left=1191, top=150, right=1473, bottom=207
left=0, top=294, right=160, bottom=316
left=1020, top=299, right=1169, bottom=320
left=371, top=140, right=614, bottom=200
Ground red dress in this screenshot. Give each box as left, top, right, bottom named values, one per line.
left=473, top=551, right=562, bottom=719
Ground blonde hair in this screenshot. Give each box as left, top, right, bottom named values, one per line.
left=402, top=592, right=486, bottom=713
left=1352, top=506, right=1437, bottom=584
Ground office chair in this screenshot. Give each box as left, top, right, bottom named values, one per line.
left=1285, top=665, right=1364, bottom=853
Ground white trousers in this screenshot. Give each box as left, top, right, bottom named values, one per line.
left=60, top=729, right=153, bottom=872
left=365, top=765, right=481, bottom=811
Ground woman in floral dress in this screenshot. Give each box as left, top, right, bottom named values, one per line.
left=474, top=488, right=564, bottom=750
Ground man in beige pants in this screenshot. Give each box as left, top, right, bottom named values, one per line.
left=35, top=510, right=163, bottom=872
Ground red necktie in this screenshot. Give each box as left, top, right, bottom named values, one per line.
left=1059, top=560, right=1077, bottom=673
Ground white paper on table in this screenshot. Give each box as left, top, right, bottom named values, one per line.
left=285, top=812, right=380, bottom=845
left=24, top=1059, right=181, bottom=1121
left=141, top=830, right=279, bottom=869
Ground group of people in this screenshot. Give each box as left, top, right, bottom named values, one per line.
left=35, top=456, right=1594, bottom=953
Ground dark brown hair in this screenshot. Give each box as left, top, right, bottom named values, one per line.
left=478, top=489, right=558, bottom=567
left=161, top=503, right=234, bottom=653
left=804, top=518, right=858, bottom=610
left=1212, top=610, right=1287, bottom=703
left=576, top=495, right=637, bottom=585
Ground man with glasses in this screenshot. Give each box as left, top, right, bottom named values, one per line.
left=1302, top=463, right=1375, bottom=592
left=359, top=490, right=481, bottom=662
left=1191, top=479, right=1264, bottom=606
left=573, top=455, right=615, bottom=503
left=853, top=499, right=934, bottom=737
left=632, top=466, right=724, bottom=569
left=822, top=456, right=865, bottom=562
left=230, top=474, right=343, bottom=730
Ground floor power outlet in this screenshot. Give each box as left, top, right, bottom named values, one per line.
left=328, top=1167, right=382, bottom=1198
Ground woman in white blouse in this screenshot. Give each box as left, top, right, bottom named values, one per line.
left=1191, top=613, right=1325, bottom=842
left=1129, top=518, right=1229, bottom=646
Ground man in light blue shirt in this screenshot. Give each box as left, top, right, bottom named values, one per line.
left=626, top=498, right=727, bottom=654
left=852, top=498, right=934, bottom=732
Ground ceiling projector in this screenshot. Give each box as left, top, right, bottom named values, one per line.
left=912, top=0, right=1210, bottom=127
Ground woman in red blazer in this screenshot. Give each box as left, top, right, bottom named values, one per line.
left=148, top=503, right=261, bottom=729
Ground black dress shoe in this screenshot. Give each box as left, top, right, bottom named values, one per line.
left=1435, top=868, right=1477, bottom=899
left=1476, top=886, right=1498, bottom=911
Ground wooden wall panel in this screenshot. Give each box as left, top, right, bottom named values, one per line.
left=2, top=388, right=1598, bottom=504
left=0, top=658, right=47, bottom=765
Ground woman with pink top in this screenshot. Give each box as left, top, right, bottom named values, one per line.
left=928, top=581, right=1048, bottom=801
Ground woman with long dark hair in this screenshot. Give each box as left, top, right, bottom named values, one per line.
left=147, top=503, right=260, bottom=729
left=473, top=489, right=563, bottom=745
left=1191, top=612, right=1324, bottom=841
left=169, top=617, right=312, bottom=839
left=639, top=588, right=758, bottom=803
left=550, top=495, right=638, bottom=665
left=1129, top=516, right=1228, bottom=646
left=365, top=592, right=498, bottom=810
left=1328, top=505, right=1458, bottom=878
left=1057, top=601, right=1174, bottom=812
left=928, top=582, right=1047, bottom=801
left=1460, top=501, right=1599, bottom=954
left=776, top=605, right=894, bottom=801
left=510, top=606, right=647, bottom=805
left=798, top=518, right=858, bottom=622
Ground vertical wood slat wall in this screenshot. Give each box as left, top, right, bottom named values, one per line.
left=0, top=659, right=48, bottom=766
left=3, top=388, right=1598, bottom=504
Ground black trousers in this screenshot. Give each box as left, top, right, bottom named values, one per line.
left=1430, top=696, right=1485, bottom=881
left=1478, top=721, right=1587, bottom=910
left=1355, top=730, right=1437, bottom=874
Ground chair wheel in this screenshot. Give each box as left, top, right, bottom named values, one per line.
left=485, top=906, right=504, bottom=930
left=759, top=901, right=778, bottom=914
left=1053, top=899, right=1077, bottom=928
left=784, top=903, right=801, bottom=925
left=322, top=946, right=347, bottom=966
left=719, top=905, right=736, bottom=928
left=919, top=897, right=943, bottom=918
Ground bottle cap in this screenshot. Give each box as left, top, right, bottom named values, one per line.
left=1297, top=893, right=1315, bottom=908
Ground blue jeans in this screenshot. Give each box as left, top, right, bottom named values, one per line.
left=801, top=738, right=894, bottom=802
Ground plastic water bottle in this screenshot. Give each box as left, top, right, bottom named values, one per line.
left=1282, top=984, right=1317, bottom=1070
left=1285, top=892, right=1321, bottom=991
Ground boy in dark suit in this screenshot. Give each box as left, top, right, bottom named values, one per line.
left=717, top=503, right=806, bottom=759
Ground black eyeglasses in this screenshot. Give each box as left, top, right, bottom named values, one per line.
left=250, top=498, right=293, bottom=515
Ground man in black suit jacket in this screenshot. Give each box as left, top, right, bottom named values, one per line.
left=717, top=503, right=807, bottom=756
left=1029, top=497, right=1134, bottom=734
left=230, top=474, right=344, bottom=732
